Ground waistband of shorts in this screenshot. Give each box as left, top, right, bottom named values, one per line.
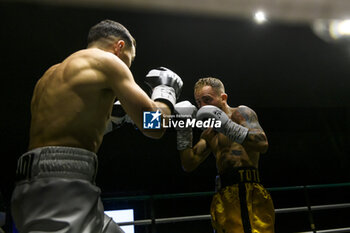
left=15, top=146, right=98, bottom=183
left=218, top=167, right=261, bottom=189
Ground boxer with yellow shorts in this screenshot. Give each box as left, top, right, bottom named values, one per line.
left=176, top=77, right=275, bottom=233
left=211, top=167, right=274, bottom=233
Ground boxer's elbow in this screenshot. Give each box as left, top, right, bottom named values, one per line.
left=180, top=153, right=199, bottom=172
left=245, top=131, right=268, bottom=153
left=182, top=163, right=197, bottom=172
left=259, top=133, right=269, bottom=153
left=261, top=144, right=268, bottom=154
left=182, top=158, right=202, bottom=172
left=140, top=128, right=166, bottom=139
left=257, top=140, right=268, bottom=154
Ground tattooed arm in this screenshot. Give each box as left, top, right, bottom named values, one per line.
left=236, top=106, right=269, bottom=153
left=178, top=128, right=216, bottom=172
left=179, top=135, right=212, bottom=172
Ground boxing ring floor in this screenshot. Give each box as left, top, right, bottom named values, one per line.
left=102, top=182, right=350, bottom=233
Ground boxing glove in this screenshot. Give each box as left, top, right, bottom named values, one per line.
left=110, top=100, right=126, bottom=126
left=145, top=67, right=183, bottom=112
left=175, top=101, right=197, bottom=150
left=196, top=105, right=248, bottom=144
left=105, top=101, right=135, bottom=134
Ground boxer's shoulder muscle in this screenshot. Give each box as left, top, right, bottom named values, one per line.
left=235, top=106, right=257, bottom=123
left=77, top=48, right=134, bottom=94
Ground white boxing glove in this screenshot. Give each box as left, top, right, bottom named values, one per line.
left=175, top=100, right=197, bottom=118
left=196, top=105, right=248, bottom=144
left=175, top=101, right=197, bottom=150
left=145, top=67, right=183, bottom=112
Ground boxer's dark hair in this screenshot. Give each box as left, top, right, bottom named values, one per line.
left=87, top=19, right=136, bottom=48
left=194, top=77, right=225, bottom=95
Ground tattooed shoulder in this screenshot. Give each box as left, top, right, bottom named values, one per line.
left=237, top=106, right=257, bottom=122
left=236, top=105, right=263, bottom=129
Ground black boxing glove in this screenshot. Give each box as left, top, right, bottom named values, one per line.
left=112, top=101, right=134, bottom=125
left=104, top=101, right=135, bottom=134
left=144, top=67, right=183, bottom=112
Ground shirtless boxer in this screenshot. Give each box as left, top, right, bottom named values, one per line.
left=11, top=19, right=182, bottom=233
left=175, top=77, right=274, bottom=233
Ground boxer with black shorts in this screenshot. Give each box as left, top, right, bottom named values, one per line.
left=11, top=19, right=183, bottom=233
left=175, top=77, right=274, bottom=233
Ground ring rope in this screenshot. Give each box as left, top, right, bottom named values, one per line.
left=103, top=182, right=350, bottom=202
left=116, top=203, right=350, bottom=226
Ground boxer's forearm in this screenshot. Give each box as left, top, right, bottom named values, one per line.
left=155, top=101, right=172, bottom=117
left=179, top=139, right=210, bottom=172
left=179, top=149, right=199, bottom=172
left=138, top=101, right=172, bottom=139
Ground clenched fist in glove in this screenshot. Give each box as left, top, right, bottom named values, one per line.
left=145, top=67, right=183, bottom=112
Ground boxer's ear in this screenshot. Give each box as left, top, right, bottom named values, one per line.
left=114, top=40, right=125, bottom=55
left=221, top=93, right=227, bottom=103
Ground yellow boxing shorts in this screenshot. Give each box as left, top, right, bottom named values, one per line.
left=210, top=167, right=275, bottom=233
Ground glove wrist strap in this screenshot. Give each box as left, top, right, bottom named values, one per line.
left=224, top=121, right=249, bottom=144
left=151, top=85, right=176, bottom=113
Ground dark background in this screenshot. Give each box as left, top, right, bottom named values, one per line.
left=1, top=2, right=350, bottom=232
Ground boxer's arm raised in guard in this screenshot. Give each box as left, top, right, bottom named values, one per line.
left=174, top=100, right=211, bottom=171
left=236, top=106, right=268, bottom=153
left=102, top=52, right=170, bottom=139
left=179, top=135, right=211, bottom=172
left=179, top=106, right=268, bottom=171
left=196, top=105, right=268, bottom=153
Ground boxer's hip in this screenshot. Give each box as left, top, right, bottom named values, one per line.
left=15, top=146, right=98, bottom=183
left=11, top=146, right=105, bottom=233
left=211, top=167, right=275, bottom=233
left=216, top=167, right=260, bottom=190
